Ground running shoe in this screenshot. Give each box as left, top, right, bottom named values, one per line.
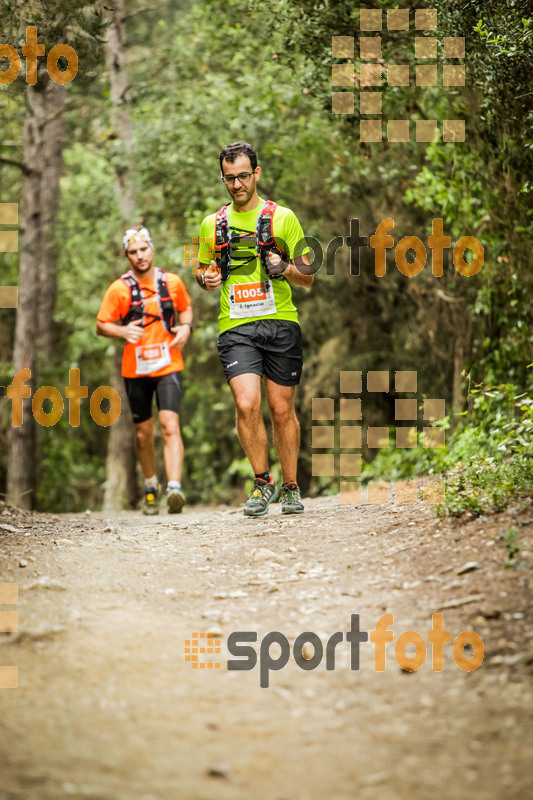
left=243, top=477, right=277, bottom=517
left=279, top=483, right=304, bottom=514
left=167, top=487, right=185, bottom=514
left=142, top=486, right=159, bottom=516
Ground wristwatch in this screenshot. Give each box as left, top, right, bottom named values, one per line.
left=183, top=322, right=193, bottom=332
left=200, top=272, right=206, bottom=288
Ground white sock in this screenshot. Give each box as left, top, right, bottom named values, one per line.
left=167, top=480, right=181, bottom=491
left=144, top=476, right=157, bottom=488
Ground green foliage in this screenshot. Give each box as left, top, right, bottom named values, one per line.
left=435, top=455, right=533, bottom=518
left=1, top=0, right=533, bottom=510
left=502, top=526, right=522, bottom=567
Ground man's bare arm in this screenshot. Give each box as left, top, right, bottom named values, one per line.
left=96, top=319, right=143, bottom=343
left=266, top=253, right=314, bottom=287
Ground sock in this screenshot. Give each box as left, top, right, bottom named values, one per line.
left=167, top=480, right=182, bottom=491
left=282, top=482, right=298, bottom=489
left=254, top=471, right=270, bottom=484
left=144, top=476, right=157, bottom=489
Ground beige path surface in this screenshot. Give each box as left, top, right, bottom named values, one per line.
left=0, top=497, right=531, bottom=799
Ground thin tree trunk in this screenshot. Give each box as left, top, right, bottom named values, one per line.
left=38, top=81, right=66, bottom=358
left=102, top=0, right=138, bottom=510
left=7, top=70, right=48, bottom=508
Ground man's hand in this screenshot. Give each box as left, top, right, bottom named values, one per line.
left=122, top=319, right=144, bottom=344
left=265, top=252, right=288, bottom=276
left=169, top=324, right=191, bottom=351
left=204, top=261, right=222, bottom=290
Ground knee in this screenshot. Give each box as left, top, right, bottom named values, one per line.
left=270, top=399, right=295, bottom=424
left=135, top=424, right=152, bottom=447
left=160, top=419, right=179, bottom=440
left=236, top=395, right=261, bottom=420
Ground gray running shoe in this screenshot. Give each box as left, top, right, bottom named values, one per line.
left=243, top=478, right=277, bottom=517
left=167, top=487, right=185, bottom=514
left=279, top=483, right=304, bottom=514
left=142, top=486, right=159, bottom=516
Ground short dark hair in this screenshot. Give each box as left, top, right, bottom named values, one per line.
left=219, top=141, right=257, bottom=173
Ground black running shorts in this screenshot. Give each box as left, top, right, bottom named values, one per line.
left=217, top=320, right=303, bottom=386
left=124, top=371, right=182, bottom=424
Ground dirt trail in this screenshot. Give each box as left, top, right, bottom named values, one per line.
left=0, top=496, right=531, bottom=800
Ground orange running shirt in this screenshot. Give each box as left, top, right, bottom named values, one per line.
left=97, top=271, right=191, bottom=378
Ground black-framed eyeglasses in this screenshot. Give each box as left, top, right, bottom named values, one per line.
left=221, top=171, right=256, bottom=185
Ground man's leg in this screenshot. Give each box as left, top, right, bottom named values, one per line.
left=229, top=372, right=268, bottom=474
left=230, top=372, right=278, bottom=516
left=158, top=409, right=183, bottom=483
left=154, top=372, right=185, bottom=513
left=134, top=417, right=156, bottom=479
left=134, top=417, right=160, bottom=515
left=264, top=378, right=299, bottom=484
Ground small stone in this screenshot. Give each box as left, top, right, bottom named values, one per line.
left=251, top=548, right=277, bottom=562
left=457, top=561, right=481, bottom=575
left=228, top=590, right=247, bottom=599
left=19, top=559, right=27, bottom=568
left=26, top=577, right=66, bottom=591
left=164, top=588, right=175, bottom=596
left=54, top=539, right=74, bottom=546
left=302, top=642, right=316, bottom=660
left=207, top=764, right=230, bottom=779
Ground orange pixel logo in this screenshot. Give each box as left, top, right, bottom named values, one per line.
left=331, top=8, right=466, bottom=143
left=0, top=203, right=18, bottom=309
left=0, top=583, right=18, bottom=689
left=184, top=631, right=222, bottom=670
left=184, top=237, right=215, bottom=273
left=312, top=370, right=446, bottom=504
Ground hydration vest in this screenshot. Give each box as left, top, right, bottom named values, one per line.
left=214, top=199, right=287, bottom=281
left=120, top=267, right=175, bottom=333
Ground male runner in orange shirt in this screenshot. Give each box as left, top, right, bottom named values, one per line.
left=96, top=227, right=192, bottom=514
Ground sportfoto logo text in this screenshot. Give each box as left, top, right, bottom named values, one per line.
left=185, top=218, right=484, bottom=278
left=185, top=613, right=484, bottom=688
left=0, top=27, right=78, bottom=85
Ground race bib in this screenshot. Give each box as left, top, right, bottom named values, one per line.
left=135, top=342, right=171, bottom=375
left=228, top=281, right=277, bottom=319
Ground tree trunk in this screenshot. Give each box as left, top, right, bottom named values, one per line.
left=38, top=81, right=66, bottom=358
left=7, top=69, right=48, bottom=508
left=102, top=0, right=138, bottom=510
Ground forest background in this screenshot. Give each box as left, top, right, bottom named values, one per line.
left=0, top=0, right=531, bottom=513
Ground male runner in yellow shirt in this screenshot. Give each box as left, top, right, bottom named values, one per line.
left=197, top=142, right=313, bottom=516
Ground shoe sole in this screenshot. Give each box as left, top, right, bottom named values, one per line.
left=282, top=507, right=305, bottom=515
left=243, top=487, right=278, bottom=517
left=143, top=507, right=159, bottom=516
left=167, top=492, right=185, bottom=514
